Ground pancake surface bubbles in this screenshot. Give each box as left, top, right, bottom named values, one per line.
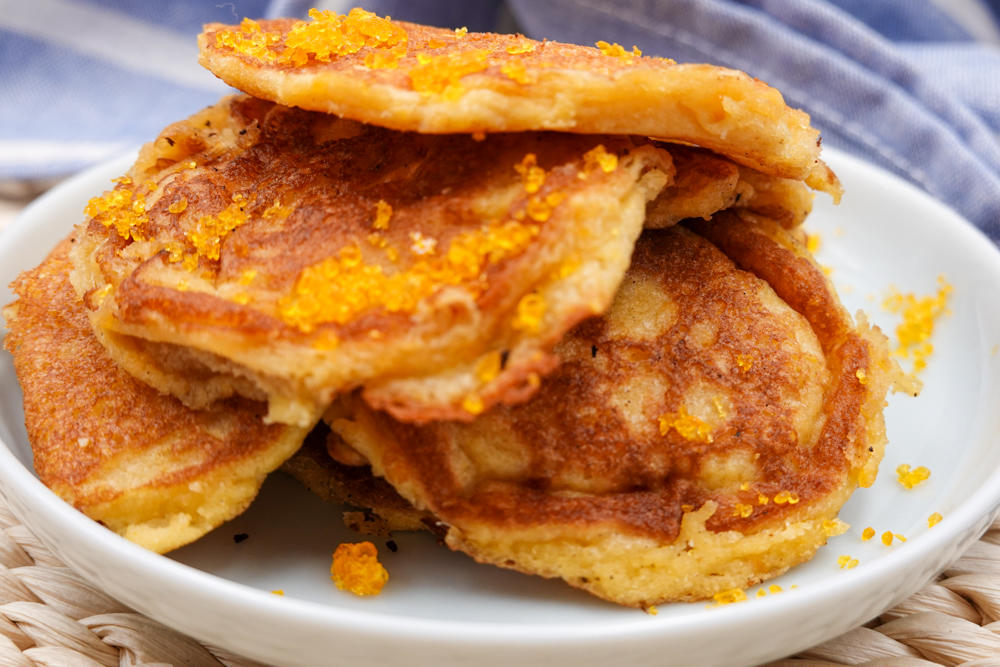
left=3, top=237, right=310, bottom=553
left=71, top=95, right=672, bottom=426
left=329, top=220, right=897, bottom=606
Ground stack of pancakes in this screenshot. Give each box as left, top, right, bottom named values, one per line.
left=3, top=8, right=900, bottom=606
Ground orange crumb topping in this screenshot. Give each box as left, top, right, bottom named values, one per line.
left=894, top=533, right=907, bottom=543
left=580, top=145, right=619, bottom=177
left=837, top=555, right=859, bottom=569
left=881, top=531, right=894, bottom=546
left=186, top=193, right=249, bottom=262
left=757, top=493, right=769, bottom=505
left=85, top=180, right=148, bottom=242
left=331, top=541, right=388, bottom=596
left=896, top=463, right=930, bottom=489
left=711, top=588, right=747, bottom=605
left=756, top=589, right=767, bottom=598
left=271, top=589, right=285, bottom=595
left=217, top=9, right=407, bottom=67
left=454, top=27, right=468, bottom=38
left=167, top=197, right=188, bottom=214
left=768, top=585, right=783, bottom=594
left=928, top=512, right=943, bottom=528
left=506, top=40, right=536, bottom=55
left=410, top=49, right=490, bottom=99
left=644, top=605, right=658, bottom=616
left=736, top=353, right=754, bottom=372
left=278, top=219, right=539, bottom=332
left=805, top=233, right=821, bottom=254
left=882, top=277, right=952, bottom=374
left=514, top=154, right=547, bottom=194
left=658, top=406, right=713, bottom=443
left=732, top=503, right=753, bottom=518
left=372, top=200, right=392, bottom=229
left=525, top=192, right=567, bottom=222
left=595, top=40, right=642, bottom=60
left=512, top=293, right=546, bottom=333
left=773, top=490, right=800, bottom=505
left=475, top=350, right=503, bottom=383
left=461, top=393, right=485, bottom=415
left=215, top=17, right=282, bottom=61
left=861, top=526, right=875, bottom=541
left=855, top=368, right=868, bottom=385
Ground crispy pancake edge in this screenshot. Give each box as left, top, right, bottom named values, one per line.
left=4, top=235, right=312, bottom=553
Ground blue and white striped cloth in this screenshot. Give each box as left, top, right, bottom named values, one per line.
left=2, top=0, right=999, bottom=239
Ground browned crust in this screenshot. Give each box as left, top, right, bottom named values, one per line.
left=334, top=219, right=888, bottom=541
left=3, top=235, right=310, bottom=552
left=73, top=95, right=671, bottom=425
left=198, top=17, right=824, bottom=180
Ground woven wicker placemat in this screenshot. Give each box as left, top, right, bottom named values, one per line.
left=1, top=489, right=998, bottom=667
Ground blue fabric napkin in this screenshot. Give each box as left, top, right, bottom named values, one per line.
left=3, top=0, right=998, bottom=239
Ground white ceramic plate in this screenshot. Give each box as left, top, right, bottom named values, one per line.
left=2, top=148, right=999, bottom=667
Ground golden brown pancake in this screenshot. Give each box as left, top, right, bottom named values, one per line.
left=3, top=237, right=311, bottom=554
left=645, top=144, right=815, bottom=229
left=327, top=217, right=898, bottom=606
left=280, top=424, right=429, bottom=532
left=70, top=95, right=672, bottom=427
left=198, top=9, right=838, bottom=191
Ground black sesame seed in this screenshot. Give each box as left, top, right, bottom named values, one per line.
left=233, top=533, right=249, bottom=543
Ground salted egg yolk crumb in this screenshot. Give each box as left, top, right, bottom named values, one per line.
left=882, top=276, right=952, bottom=374
left=711, top=588, right=747, bottom=606
left=658, top=406, right=713, bottom=443
left=331, top=541, right=388, bottom=596
left=928, top=512, right=943, bottom=528
left=595, top=40, right=642, bottom=61
left=896, top=463, right=930, bottom=489
left=837, top=555, right=859, bottom=569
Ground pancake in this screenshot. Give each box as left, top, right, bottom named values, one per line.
left=280, top=424, right=429, bottom=532
left=3, top=237, right=311, bottom=554
left=326, top=217, right=899, bottom=606
left=198, top=8, right=839, bottom=192
left=70, top=94, right=673, bottom=427
left=645, top=144, right=815, bottom=229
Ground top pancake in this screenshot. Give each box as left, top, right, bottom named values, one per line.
left=70, top=95, right=672, bottom=427
left=198, top=8, right=832, bottom=185
left=3, top=237, right=310, bottom=553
